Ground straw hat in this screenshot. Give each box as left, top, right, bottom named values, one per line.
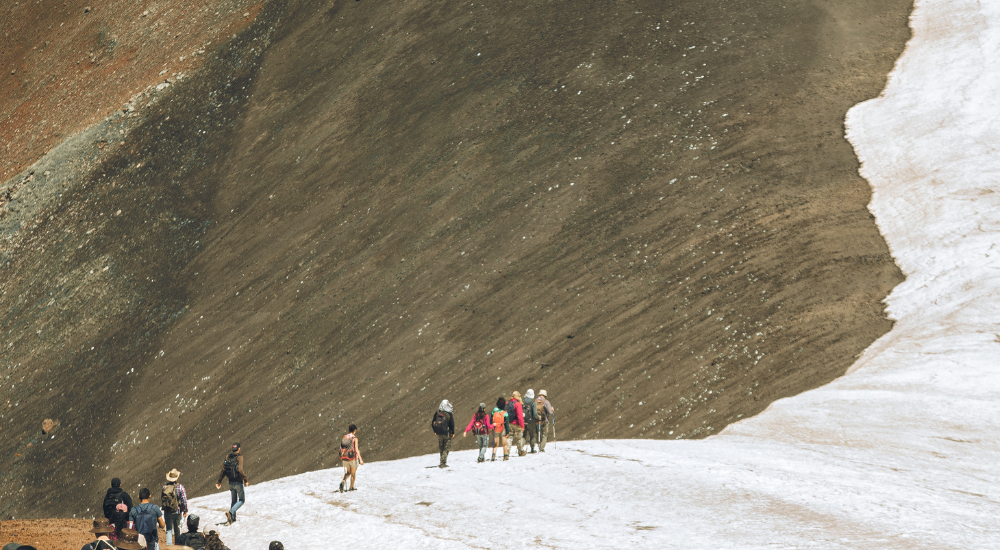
left=88, top=518, right=114, bottom=535
left=115, top=528, right=144, bottom=550
left=166, top=468, right=181, bottom=482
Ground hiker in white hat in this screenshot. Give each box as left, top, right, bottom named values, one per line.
left=536, top=390, right=555, bottom=452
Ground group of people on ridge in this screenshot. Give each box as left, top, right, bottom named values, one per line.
left=83, top=443, right=273, bottom=550
left=433, top=389, right=555, bottom=467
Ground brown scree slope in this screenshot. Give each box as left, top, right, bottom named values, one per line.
left=0, top=0, right=910, bottom=518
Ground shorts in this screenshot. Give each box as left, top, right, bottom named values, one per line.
left=342, top=458, right=358, bottom=468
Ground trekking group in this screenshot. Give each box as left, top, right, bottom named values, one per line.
left=82, top=443, right=282, bottom=550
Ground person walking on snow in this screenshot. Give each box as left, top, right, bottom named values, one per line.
left=431, top=399, right=455, bottom=467
left=507, top=391, right=526, bottom=457
left=215, top=442, right=249, bottom=525
left=339, top=423, right=364, bottom=492
left=491, top=397, right=509, bottom=461
left=463, top=403, right=494, bottom=463
left=522, top=389, right=539, bottom=453
left=537, top=389, right=555, bottom=452
left=161, top=468, right=188, bottom=545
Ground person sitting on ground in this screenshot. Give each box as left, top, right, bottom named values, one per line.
left=176, top=514, right=207, bottom=550
left=113, top=528, right=144, bottom=550
left=205, top=530, right=230, bottom=550
left=80, top=518, right=116, bottom=550
left=339, top=423, right=364, bottom=492
left=491, top=397, right=509, bottom=461
left=268, top=543, right=284, bottom=550
left=431, top=399, right=455, bottom=468
left=129, top=487, right=166, bottom=550
left=462, top=403, right=493, bottom=463
left=161, top=468, right=188, bottom=545
left=215, top=442, right=249, bottom=525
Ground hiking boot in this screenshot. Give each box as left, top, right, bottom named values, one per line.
left=339, top=481, right=345, bottom=493
left=224, top=511, right=233, bottom=525
left=519, top=450, right=527, bottom=457
left=491, top=456, right=496, bottom=462
left=503, top=455, right=509, bottom=461
left=439, top=463, right=447, bottom=468
left=348, top=487, right=357, bottom=491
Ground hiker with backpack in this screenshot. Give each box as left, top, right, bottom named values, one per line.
left=431, top=399, right=455, bottom=468
left=215, top=442, right=249, bottom=525
left=491, top=397, right=509, bottom=461
left=161, top=468, right=188, bottom=545
left=462, top=403, right=494, bottom=463
left=128, top=487, right=166, bottom=550
left=506, top=391, right=527, bottom=457
left=523, top=389, right=539, bottom=453
left=537, top=389, right=555, bottom=452
left=102, top=478, right=134, bottom=523
left=177, top=514, right=207, bottom=550
left=339, top=423, right=364, bottom=492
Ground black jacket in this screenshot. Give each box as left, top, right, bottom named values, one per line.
left=431, top=410, right=455, bottom=435
left=178, top=531, right=207, bottom=549
left=102, top=487, right=134, bottom=519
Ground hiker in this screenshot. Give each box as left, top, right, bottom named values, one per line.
left=161, top=468, right=188, bottom=545
left=177, top=514, right=206, bottom=550
left=80, top=518, right=116, bottom=550
left=102, top=477, right=134, bottom=522
left=113, top=529, right=143, bottom=550
left=506, top=390, right=526, bottom=457
left=431, top=399, right=455, bottom=467
left=491, top=397, right=509, bottom=461
left=339, top=423, right=364, bottom=492
left=523, top=389, right=539, bottom=453
left=269, top=543, right=285, bottom=550
left=129, top=487, right=166, bottom=550
left=215, top=442, right=249, bottom=525
left=537, top=389, right=555, bottom=452
left=205, top=530, right=231, bottom=550
left=462, top=403, right=493, bottom=463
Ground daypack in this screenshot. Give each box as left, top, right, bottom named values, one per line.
left=491, top=410, right=506, bottom=433
left=179, top=531, right=207, bottom=550
left=161, top=482, right=179, bottom=513
left=472, top=415, right=488, bottom=435
left=102, top=489, right=124, bottom=518
left=536, top=397, right=548, bottom=424
left=340, top=434, right=356, bottom=460
left=431, top=411, right=450, bottom=435
left=223, top=453, right=241, bottom=481
left=109, top=508, right=129, bottom=532
left=505, top=400, right=519, bottom=426
left=523, top=399, right=537, bottom=423
left=132, top=503, right=157, bottom=534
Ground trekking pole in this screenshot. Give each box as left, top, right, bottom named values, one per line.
left=552, top=421, right=557, bottom=450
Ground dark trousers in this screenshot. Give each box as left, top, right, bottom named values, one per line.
left=437, top=433, right=452, bottom=466
left=164, top=512, right=182, bottom=544
left=229, top=481, right=245, bottom=518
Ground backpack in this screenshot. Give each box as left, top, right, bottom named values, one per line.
left=223, top=453, right=241, bottom=481
left=523, top=399, right=537, bottom=423
left=472, top=414, right=488, bottom=435
left=161, top=482, right=179, bottom=513
left=340, top=434, right=356, bottom=460
left=102, top=489, right=123, bottom=518
left=505, top=400, right=518, bottom=426
left=536, top=397, right=548, bottom=424
left=132, top=503, right=157, bottom=534
left=179, top=531, right=207, bottom=550
left=431, top=411, right=450, bottom=435
left=491, top=410, right=506, bottom=433
left=109, top=508, right=129, bottom=532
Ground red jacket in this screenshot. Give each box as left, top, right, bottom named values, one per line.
left=464, top=413, right=494, bottom=434
left=510, top=399, right=525, bottom=428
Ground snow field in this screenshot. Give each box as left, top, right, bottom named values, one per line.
left=192, top=0, right=1000, bottom=547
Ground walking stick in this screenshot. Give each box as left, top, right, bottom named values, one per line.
left=552, top=420, right=557, bottom=450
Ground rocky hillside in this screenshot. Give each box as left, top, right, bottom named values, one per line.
left=0, top=0, right=911, bottom=517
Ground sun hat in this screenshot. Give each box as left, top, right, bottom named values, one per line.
left=539, top=390, right=547, bottom=397
left=115, top=528, right=144, bottom=550
left=525, top=389, right=535, bottom=400
left=89, top=518, right=115, bottom=534
left=166, top=468, right=181, bottom=482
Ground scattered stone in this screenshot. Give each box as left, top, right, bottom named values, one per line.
left=83, top=7, right=91, bottom=13
left=41, top=419, right=58, bottom=434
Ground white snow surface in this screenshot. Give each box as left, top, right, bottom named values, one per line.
left=190, top=1, right=1000, bottom=547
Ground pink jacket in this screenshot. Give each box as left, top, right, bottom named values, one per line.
left=510, top=399, right=525, bottom=429
left=464, top=413, right=494, bottom=434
